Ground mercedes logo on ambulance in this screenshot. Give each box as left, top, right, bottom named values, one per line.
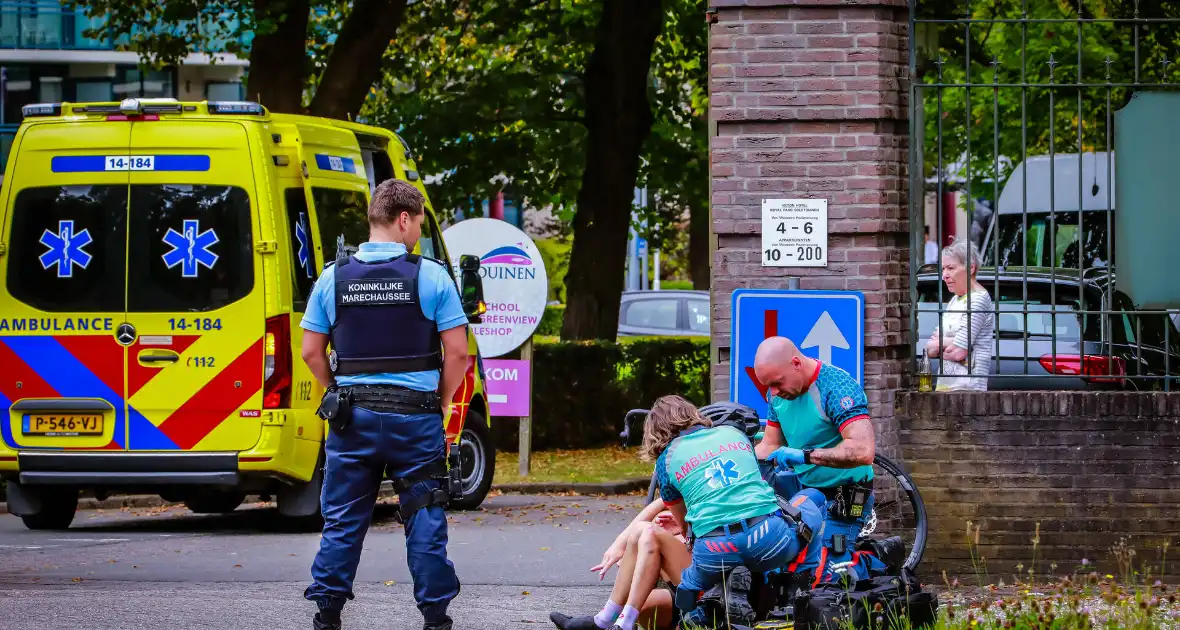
left=116, top=323, right=137, bottom=346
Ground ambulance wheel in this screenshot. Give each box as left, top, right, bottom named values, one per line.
left=184, top=490, right=246, bottom=514
left=278, top=450, right=325, bottom=532
left=449, top=410, right=494, bottom=511
left=20, top=489, right=78, bottom=530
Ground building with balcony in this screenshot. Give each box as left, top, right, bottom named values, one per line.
left=0, top=1, right=250, bottom=167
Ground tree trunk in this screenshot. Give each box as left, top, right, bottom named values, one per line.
left=689, top=203, right=710, bottom=290
left=245, top=0, right=311, bottom=113
left=308, top=0, right=409, bottom=120
left=560, top=0, right=665, bottom=341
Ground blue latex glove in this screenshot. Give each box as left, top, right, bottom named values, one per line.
left=767, top=447, right=806, bottom=468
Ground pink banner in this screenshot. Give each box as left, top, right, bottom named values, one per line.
left=483, top=359, right=531, bottom=417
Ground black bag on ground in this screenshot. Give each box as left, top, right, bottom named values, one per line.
left=793, top=568, right=938, bottom=630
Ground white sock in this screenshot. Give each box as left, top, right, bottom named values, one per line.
left=593, top=600, right=623, bottom=629
left=615, top=605, right=641, bottom=630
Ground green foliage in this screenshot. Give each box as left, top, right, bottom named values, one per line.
left=621, top=337, right=710, bottom=407
left=636, top=0, right=709, bottom=251
left=490, top=336, right=710, bottom=450
left=365, top=0, right=708, bottom=240
left=65, top=0, right=256, bottom=67
left=366, top=0, right=597, bottom=220
left=534, top=237, right=572, bottom=303
left=917, top=0, right=1180, bottom=194
left=537, top=304, right=565, bottom=336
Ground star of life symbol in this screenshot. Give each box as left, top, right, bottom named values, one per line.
left=295, top=211, right=313, bottom=278
left=704, top=459, right=740, bottom=490
left=162, top=219, right=219, bottom=278
left=39, top=220, right=93, bottom=278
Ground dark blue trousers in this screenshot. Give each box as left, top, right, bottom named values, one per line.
left=304, top=407, right=460, bottom=624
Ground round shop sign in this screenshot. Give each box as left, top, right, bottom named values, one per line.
left=441, top=217, right=549, bottom=358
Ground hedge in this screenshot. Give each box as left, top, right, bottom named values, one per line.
left=488, top=337, right=710, bottom=451
left=536, top=304, right=565, bottom=336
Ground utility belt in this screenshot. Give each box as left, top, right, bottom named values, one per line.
left=818, top=480, right=873, bottom=521
left=315, top=384, right=442, bottom=433
left=694, top=503, right=813, bottom=547
left=349, top=384, right=442, bottom=413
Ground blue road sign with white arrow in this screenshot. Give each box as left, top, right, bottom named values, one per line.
left=729, top=289, right=864, bottom=419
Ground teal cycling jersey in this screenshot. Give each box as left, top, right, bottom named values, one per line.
left=767, top=361, right=874, bottom=488
left=655, top=424, right=780, bottom=537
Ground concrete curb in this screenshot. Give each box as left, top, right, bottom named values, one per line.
left=493, top=477, right=651, bottom=496
left=0, top=477, right=652, bottom=515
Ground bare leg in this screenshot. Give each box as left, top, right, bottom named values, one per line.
left=609, top=520, right=652, bottom=605
left=626, top=525, right=693, bottom=610
left=638, top=589, right=675, bottom=630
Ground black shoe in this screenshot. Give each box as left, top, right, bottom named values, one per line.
left=313, top=611, right=341, bottom=630
left=858, top=535, right=907, bottom=574
left=549, top=612, right=601, bottom=629
left=424, top=617, right=453, bottom=630
left=726, top=566, right=756, bottom=624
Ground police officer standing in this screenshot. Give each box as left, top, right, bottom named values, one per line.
left=300, top=179, right=467, bottom=630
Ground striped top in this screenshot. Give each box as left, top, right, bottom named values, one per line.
left=935, top=288, right=995, bottom=392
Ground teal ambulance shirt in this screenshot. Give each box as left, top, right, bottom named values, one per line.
left=655, top=425, right=780, bottom=537
left=766, top=362, right=874, bottom=488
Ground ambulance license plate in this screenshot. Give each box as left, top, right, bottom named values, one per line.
left=23, top=414, right=104, bottom=436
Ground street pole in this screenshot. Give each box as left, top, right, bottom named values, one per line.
left=654, top=250, right=661, bottom=291
left=518, top=337, right=534, bottom=477
left=640, top=242, right=649, bottom=291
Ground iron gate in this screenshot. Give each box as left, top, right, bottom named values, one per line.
left=909, top=0, right=1180, bottom=392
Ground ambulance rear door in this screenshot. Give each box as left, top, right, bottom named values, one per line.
left=0, top=120, right=132, bottom=452
left=121, top=118, right=267, bottom=452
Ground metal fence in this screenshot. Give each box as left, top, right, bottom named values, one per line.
left=908, top=0, right=1180, bottom=392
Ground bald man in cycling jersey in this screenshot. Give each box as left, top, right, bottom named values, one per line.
left=752, top=336, right=879, bottom=586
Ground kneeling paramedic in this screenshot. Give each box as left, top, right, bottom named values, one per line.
left=300, top=179, right=467, bottom=630
left=641, top=395, right=824, bottom=628
left=753, top=336, right=893, bottom=589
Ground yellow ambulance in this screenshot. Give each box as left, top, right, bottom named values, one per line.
left=0, top=98, right=497, bottom=530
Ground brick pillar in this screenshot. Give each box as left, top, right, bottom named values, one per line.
left=708, top=1, right=910, bottom=457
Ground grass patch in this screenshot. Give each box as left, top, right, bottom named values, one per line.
left=921, top=526, right=1180, bottom=629
left=494, top=446, right=653, bottom=484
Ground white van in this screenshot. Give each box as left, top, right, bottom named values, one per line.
left=982, top=151, right=1116, bottom=269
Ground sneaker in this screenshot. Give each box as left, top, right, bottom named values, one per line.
left=423, top=617, right=453, bottom=630
left=312, top=611, right=341, bottom=630
left=548, top=612, right=602, bottom=629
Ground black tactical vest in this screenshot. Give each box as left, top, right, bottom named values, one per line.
left=330, top=253, right=441, bottom=375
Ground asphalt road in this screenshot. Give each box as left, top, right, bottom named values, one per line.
left=0, top=493, right=650, bottom=629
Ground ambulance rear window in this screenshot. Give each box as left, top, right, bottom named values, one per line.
left=284, top=188, right=316, bottom=309
left=7, top=185, right=126, bottom=313
left=126, top=184, right=254, bottom=312
left=312, top=187, right=368, bottom=253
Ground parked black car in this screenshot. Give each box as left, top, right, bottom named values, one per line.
left=915, top=265, right=1180, bottom=391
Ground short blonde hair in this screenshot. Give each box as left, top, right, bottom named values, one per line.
left=639, top=395, right=712, bottom=462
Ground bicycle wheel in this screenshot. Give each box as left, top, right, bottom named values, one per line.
left=864, top=453, right=928, bottom=572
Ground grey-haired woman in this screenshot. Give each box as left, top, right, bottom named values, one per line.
left=925, top=238, right=995, bottom=391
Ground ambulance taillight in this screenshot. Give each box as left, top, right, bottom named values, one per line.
left=264, top=315, right=292, bottom=408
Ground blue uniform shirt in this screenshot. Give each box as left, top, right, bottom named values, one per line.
left=300, top=241, right=468, bottom=392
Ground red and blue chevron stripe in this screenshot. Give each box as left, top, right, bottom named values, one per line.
left=0, top=335, right=126, bottom=450
left=0, top=335, right=263, bottom=451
